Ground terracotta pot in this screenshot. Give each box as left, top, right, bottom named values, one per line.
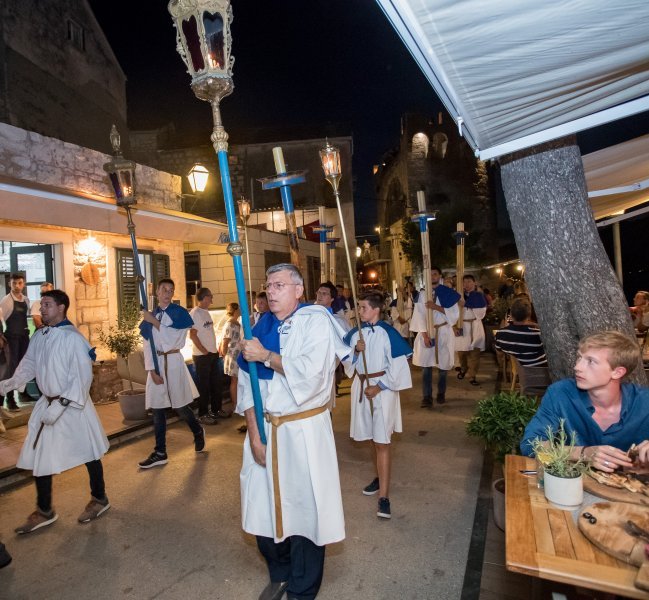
left=543, top=471, right=583, bottom=510
left=117, top=390, right=148, bottom=421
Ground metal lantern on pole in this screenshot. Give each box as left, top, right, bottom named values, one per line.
left=103, top=125, right=160, bottom=375
left=187, top=163, right=209, bottom=193
left=319, top=141, right=370, bottom=380
left=168, top=0, right=265, bottom=443
left=237, top=196, right=255, bottom=312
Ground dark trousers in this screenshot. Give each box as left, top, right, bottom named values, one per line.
left=35, top=459, right=106, bottom=513
left=153, top=405, right=202, bottom=454
left=422, top=367, right=448, bottom=398
left=6, top=333, right=29, bottom=375
left=256, top=535, right=326, bottom=600
left=193, top=353, right=222, bottom=416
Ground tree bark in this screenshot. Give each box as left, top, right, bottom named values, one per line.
left=499, top=136, right=646, bottom=384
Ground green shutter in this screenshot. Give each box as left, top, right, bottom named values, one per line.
left=116, top=249, right=138, bottom=314
left=152, top=253, right=170, bottom=289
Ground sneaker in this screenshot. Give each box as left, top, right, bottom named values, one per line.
left=377, top=497, right=391, bottom=519
left=198, top=414, right=218, bottom=425
left=15, top=509, right=58, bottom=534
left=420, top=396, right=433, bottom=408
left=5, top=397, right=20, bottom=412
left=258, top=580, right=288, bottom=600
left=211, top=410, right=231, bottom=419
left=78, top=496, right=111, bottom=523
left=0, top=543, right=12, bottom=569
left=436, top=393, right=446, bottom=404
left=363, top=477, right=380, bottom=496
left=194, top=427, right=206, bottom=452
left=138, top=451, right=168, bottom=469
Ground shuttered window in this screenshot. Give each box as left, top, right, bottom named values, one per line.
left=116, top=249, right=170, bottom=317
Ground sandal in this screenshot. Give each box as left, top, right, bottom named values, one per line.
left=470, top=379, right=480, bottom=386
left=457, top=370, right=466, bottom=380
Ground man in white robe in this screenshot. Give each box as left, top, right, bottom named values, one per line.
left=343, top=291, right=412, bottom=519
left=0, top=289, right=110, bottom=534
left=138, top=278, right=202, bottom=469
left=410, top=266, right=461, bottom=407
left=455, top=275, right=487, bottom=386
left=238, top=263, right=348, bottom=600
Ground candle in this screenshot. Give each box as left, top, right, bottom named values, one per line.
left=272, top=147, right=286, bottom=174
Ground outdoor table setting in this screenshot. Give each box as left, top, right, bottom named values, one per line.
left=505, top=454, right=649, bottom=599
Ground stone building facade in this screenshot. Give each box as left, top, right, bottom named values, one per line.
left=374, top=113, right=497, bottom=289
left=0, top=0, right=128, bottom=155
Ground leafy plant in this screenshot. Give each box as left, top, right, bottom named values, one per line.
left=466, top=391, right=538, bottom=464
left=530, top=419, right=589, bottom=479
left=98, top=299, right=141, bottom=391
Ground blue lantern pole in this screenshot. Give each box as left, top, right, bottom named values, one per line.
left=453, top=222, right=468, bottom=335
left=168, top=0, right=266, bottom=444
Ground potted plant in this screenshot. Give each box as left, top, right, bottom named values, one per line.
left=530, top=419, right=589, bottom=510
left=466, top=391, right=538, bottom=530
left=99, top=300, right=148, bottom=421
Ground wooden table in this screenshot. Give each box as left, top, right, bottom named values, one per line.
left=505, top=454, right=649, bottom=599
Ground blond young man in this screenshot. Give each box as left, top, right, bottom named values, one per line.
left=521, top=331, right=649, bottom=469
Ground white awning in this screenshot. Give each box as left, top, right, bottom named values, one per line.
left=582, top=134, right=649, bottom=219
left=377, top=0, right=649, bottom=160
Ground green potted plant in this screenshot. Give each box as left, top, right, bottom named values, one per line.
left=99, top=300, right=148, bottom=421
left=530, top=419, right=589, bottom=510
left=466, top=391, right=538, bottom=530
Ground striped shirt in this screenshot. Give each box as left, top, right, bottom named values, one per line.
left=494, top=324, right=547, bottom=367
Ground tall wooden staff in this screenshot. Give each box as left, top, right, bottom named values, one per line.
left=411, top=191, right=437, bottom=340
left=168, top=0, right=265, bottom=443
left=454, top=222, right=468, bottom=334
left=319, top=141, right=369, bottom=378
left=259, top=147, right=306, bottom=268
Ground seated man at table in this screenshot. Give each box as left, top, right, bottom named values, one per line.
left=521, top=330, right=649, bottom=471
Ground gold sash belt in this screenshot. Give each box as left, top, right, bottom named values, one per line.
left=265, top=404, right=329, bottom=539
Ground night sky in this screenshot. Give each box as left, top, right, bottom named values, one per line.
left=88, top=0, right=443, bottom=237
left=89, top=0, right=648, bottom=297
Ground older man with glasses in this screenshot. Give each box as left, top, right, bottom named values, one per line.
left=237, top=264, right=349, bottom=600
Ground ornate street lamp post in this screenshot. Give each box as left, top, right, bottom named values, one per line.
left=168, top=0, right=265, bottom=442
left=103, top=125, right=160, bottom=375
left=237, top=196, right=254, bottom=313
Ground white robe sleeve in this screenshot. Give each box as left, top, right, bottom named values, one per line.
left=236, top=367, right=255, bottom=414
left=409, top=297, right=427, bottom=332
left=377, top=352, right=412, bottom=392
left=342, top=331, right=359, bottom=379
left=442, top=302, right=460, bottom=327
left=143, top=338, right=154, bottom=372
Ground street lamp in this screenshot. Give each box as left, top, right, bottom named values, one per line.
left=237, top=196, right=254, bottom=312
left=169, top=0, right=265, bottom=444
left=103, top=125, right=160, bottom=375
left=187, top=163, right=209, bottom=193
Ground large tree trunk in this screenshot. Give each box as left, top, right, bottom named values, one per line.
left=499, top=136, right=645, bottom=384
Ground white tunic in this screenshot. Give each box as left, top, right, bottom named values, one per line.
left=143, top=311, right=199, bottom=409
left=236, top=304, right=348, bottom=544
left=455, top=306, right=487, bottom=352
left=390, top=296, right=414, bottom=338
left=0, top=324, right=109, bottom=476
left=409, top=288, right=459, bottom=370
left=343, top=325, right=412, bottom=443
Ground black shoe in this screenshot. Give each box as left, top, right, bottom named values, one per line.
left=377, top=497, right=391, bottom=519
left=198, top=414, right=218, bottom=425
left=363, top=477, right=380, bottom=496
left=0, top=543, right=11, bottom=569
left=420, top=396, right=433, bottom=408
left=436, top=393, right=446, bottom=404
left=211, top=410, right=231, bottom=419
left=457, top=370, right=466, bottom=380
left=194, top=427, right=206, bottom=452
left=138, top=452, right=168, bottom=469
left=5, top=397, right=20, bottom=412
left=258, top=580, right=288, bottom=600
left=470, top=379, right=480, bottom=386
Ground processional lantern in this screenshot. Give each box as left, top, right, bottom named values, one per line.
left=103, top=125, right=136, bottom=206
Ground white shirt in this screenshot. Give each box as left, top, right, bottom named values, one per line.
left=190, top=306, right=218, bottom=354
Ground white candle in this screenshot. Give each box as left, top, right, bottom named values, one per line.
left=272, top=147, right=286, bottom=174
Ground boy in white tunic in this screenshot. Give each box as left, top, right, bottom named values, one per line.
left=455, top=275, right=487, bottom=386
left=343, top=291, right=412, bottom=519
left=238, top=264, right=348, bottom=600
left=138, top=279, right=203, bottom=469
left=0, top=290, right=110, bottom=534
left=410, top=266, right=461, bottom=407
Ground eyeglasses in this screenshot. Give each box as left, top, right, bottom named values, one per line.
left=263, top=282, right=300, bottom=291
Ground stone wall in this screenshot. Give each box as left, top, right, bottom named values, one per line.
left=0, top=122, right=181, bottom=210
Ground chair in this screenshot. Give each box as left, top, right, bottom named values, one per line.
left=512, top=357, right=551, bottom=398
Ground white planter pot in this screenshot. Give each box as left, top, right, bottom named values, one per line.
left=543, top=471, right=583, bottom=510
left=117, top=390, right=148, bottom=421
left=492, top=478, right=506, bottom=531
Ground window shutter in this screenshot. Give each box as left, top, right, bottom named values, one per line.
left=116, top=249, right=138, bottom=311
left=152, top=253, right=170, bottom=289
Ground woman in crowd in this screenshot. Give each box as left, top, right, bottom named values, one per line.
left=220, top=303, right=242, bottom=407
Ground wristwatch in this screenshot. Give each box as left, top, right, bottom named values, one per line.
left=59, top=398, right=71, bottom=407
left=263, top=351, right=273, bottom=368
